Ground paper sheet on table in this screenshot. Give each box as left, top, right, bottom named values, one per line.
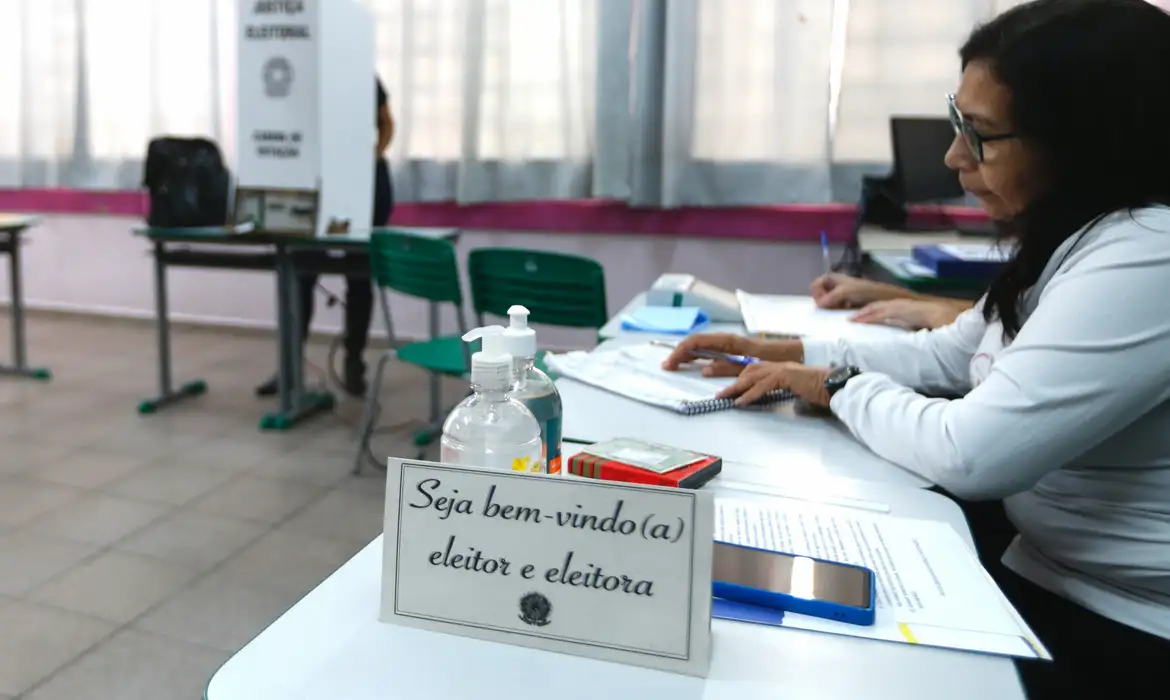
left=713, top=497, right=1050, bottom=660
left=546, top=343, right=760, bottom=415
left=736, top=291, right=914, bottom=339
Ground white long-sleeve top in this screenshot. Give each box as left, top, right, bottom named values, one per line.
left=803, top=207, right=1170, bottom=639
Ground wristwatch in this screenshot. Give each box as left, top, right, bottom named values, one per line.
left=824, top=365, right=862, bottom=399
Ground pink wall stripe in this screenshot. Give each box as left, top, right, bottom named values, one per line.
left=0, top=188, right=989, bottom=242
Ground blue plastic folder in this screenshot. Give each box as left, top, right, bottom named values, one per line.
left=620, top=306, right=709, bottom=334
left=712, top=597, right=786, bottom=627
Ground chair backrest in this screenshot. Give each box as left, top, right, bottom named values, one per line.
left=889, top=117, right=964, bottom=203
left=468, top=247, right=608, bottom=330
left=369, top=230, right=463, bottom=304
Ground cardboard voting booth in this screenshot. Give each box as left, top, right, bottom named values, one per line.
left=235, top=0, right=375, bottom=236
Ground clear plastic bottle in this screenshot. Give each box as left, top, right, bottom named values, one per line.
left=501, top=305, right=564, bottom=474
left=439, top=325, right=543, bottom=473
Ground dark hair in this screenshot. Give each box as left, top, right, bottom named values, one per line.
left=961, top=0, right=1170, bottom=337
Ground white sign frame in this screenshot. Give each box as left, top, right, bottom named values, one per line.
left=380, top=459, right=714, bottom=677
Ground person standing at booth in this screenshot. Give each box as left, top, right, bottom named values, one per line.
left=257, top=77, right=395, bottom=398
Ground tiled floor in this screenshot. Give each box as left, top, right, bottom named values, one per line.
left=0, top=313, right=458, bottom=699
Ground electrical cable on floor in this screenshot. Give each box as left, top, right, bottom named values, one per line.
left=312, top=283, right=429, bottom=470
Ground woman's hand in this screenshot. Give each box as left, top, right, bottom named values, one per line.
left=850, top=299, right=963, bottom=330
left=715, top=362, right=833, bottom=407
left=810, top=273, right=910, bottom=309
left=661, top=333, right=764, bottom=377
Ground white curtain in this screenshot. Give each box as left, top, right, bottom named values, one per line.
left=0, top=0, right=80, bottom=187
left=641, top=0, right=1031, bottom=206
left=368, top=0, right=603, bottom=202
left=0, top=0, right=1064, bottom=202
left=0, top=0, right=232, bottom=189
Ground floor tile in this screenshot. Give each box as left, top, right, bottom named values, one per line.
left=281, top=486, right=385, bottom=546
left=0, top=478, right=84, bottom=529
left=135, top=571, right=305, bottom=653
left=191, top=475, right=324, bottom=524
left=0, top=532, right=99, bottom=597
left=159, top=437, right=288, bottom=472
left=217, top=528, right=364, bottom=597
left=27, top=446, right=151, bottom=489
left=24, top=493, right=170, bottom=546
left=0, top=439, right=81, bottom=476
left=22, top=628, right=229, bottom=700
left=251, top=448, right=353, bottom=487
left=32, top=550, right=199, bottom=624
left=116, top=511, right=266, bottom=568
left=104, top=462, right=237, bottom=506
left=0, top=598, right=115, bottom=696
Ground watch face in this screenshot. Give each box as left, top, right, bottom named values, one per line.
left=826, top=365, right=861, bottom=396
left=829, top=366, right=856, bottom=384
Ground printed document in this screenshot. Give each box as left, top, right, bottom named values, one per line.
left=714, top=497, right=1050, bottom=660
left=736, top=292, right=913, bottom=339
left=546, top=343, right=734, bottom=409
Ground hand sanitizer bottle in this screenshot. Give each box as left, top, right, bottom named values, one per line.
left=501, top=305, right=564, bottom=474
left=440, top=325, right=543, bottom=473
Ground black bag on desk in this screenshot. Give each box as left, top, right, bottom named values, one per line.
left=142, top=137, right=231, bottom=227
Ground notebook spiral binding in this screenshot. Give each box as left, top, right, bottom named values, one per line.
left=676, top=390, right=797, bottom=415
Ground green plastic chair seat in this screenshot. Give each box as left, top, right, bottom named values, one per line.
left=395, top=336, right=469, bottom=377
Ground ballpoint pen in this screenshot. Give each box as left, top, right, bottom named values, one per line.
left=821, top=230, right=832, bottom=276
left=649, top=340, right=761, bottom=366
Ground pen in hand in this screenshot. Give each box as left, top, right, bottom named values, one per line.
left=821, top=230, right=832, bottom=276
left=650, top=340, right=760, bottom=366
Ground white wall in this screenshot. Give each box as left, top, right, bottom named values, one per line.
left=0, top=215, right=829, bottom=349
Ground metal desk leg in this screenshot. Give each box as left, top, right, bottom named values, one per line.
left=137, top=241, right=207, bottom=413
left=0, top=229, right=52, bottom=380
left=427, top=299, right=442, bottom=425
left=259, top=244, right=334, bottom=430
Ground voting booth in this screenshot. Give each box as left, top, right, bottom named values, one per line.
left=235, top=0, right=375, bottom=236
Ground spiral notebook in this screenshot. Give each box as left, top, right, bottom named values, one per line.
left=545, top=343, right=795, bottom=415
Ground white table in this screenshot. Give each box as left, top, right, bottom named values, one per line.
left=205, top=476, right=1025, bottom=700
left=557, top=377, right=929, bottom=489
left=598, top=292, right=747, bottom=341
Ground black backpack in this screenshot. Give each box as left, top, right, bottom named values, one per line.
left=142, top=137, right=231, bottom=227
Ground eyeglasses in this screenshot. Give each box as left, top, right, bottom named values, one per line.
left=947, top=93, right=1017, bottom=163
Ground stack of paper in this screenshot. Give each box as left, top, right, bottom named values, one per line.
left=712, top=497, right=1050, bottom=660
left=545, top=343, right=739, bottom=412
left=736, top=291, right=912, bottom=340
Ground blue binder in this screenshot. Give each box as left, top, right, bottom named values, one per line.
left=911, top=243, right=1007, bottom=280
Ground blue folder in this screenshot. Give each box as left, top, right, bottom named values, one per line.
left=620, top=306, right=709, bottom=335
left=911, top=244, right=1005, bottom=280
left=712, top=597, right=786, bottom=626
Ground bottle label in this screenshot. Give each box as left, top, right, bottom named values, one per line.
left=511, top=456, right=539, bottom=473
left=544, top=416, right=563, bottom=475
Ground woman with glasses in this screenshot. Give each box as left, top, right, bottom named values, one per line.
left=665, top=0, right=1170, bottom=695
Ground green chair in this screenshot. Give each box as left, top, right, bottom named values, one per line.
left=353, top=231, right=470, bottom=475
left=467, top=247, right=609, bottom=374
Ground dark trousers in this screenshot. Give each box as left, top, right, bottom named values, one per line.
left=298, top=159, right=393, bottom=364
left=949, top=495, right=1170, bottom=698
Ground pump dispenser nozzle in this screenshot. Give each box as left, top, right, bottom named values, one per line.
left=502, top=305, right=537, bottom=359
left=462, top=325, right=512, bottom=390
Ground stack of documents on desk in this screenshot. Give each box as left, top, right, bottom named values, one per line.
left=713, top=497, right=1051, bottom=660
left=736, top=291, right=912, bottom=340
left=912, top=242, right=1010, bottom=280
left=545, top=343, right=795, bottom=415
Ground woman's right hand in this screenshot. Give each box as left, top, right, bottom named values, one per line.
left=810, top=273, right=906, bottom=309
left=661, top=333, right=792, bottom=377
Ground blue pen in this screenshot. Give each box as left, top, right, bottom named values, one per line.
left=820, top=230, right=831, bottom=276
left=650, top=340, right=760, bottom=366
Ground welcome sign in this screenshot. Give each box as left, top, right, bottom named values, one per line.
left=381, top=459, right=714, bottom=677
